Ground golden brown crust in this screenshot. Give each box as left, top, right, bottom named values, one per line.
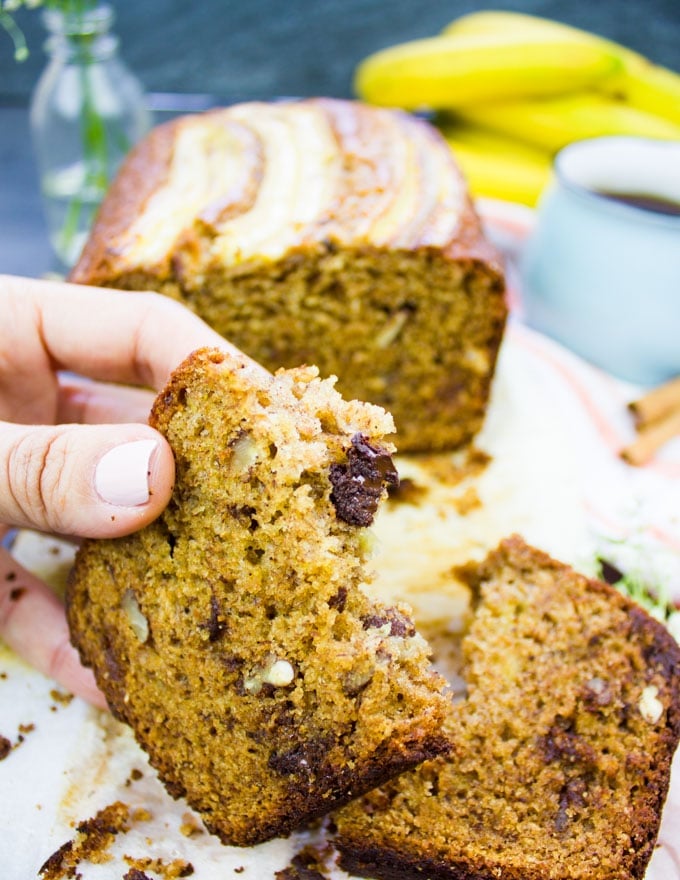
left=334, top=535, right=680, bottom=880
left=72, top=100, right=503, bottom=284
left=70, top=116, right=184, bottom=286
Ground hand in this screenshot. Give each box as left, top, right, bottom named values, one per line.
left=0, top=274, right=251, bottom=709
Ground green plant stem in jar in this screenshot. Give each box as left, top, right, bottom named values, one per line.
left=29, top=1, right=150, bottom=267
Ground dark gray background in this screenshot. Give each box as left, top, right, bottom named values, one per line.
left=1, top=0, right=679, bottom=104
left=1, top=0, right=679, bottom=277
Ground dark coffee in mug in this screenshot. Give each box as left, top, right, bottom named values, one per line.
left=595, top=190, right=680, bottom=217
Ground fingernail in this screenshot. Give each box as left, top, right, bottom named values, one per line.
left=95, top=439, right=158, bottom=507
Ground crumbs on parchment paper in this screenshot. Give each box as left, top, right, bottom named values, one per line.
left=452, top=486, right=482, bottom=516
left=50, top=689, right=74, bottom=706
left=124, top=856, right=194, bottom=878
left=0, top=722, right=36, bottom=760
left=274, top=844, right=332, bottom=880
left=39, top=801, right=130, bottom=879
left=125, top=767, right=144, bottom=787
left=179, top=811, right=204, bottom=838
left=423, top=446, right=491, bottom=486
left=124, top=870, right=153, bottom=880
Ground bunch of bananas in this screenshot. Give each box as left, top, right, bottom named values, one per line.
left=354, top=11, right=680, bottom=206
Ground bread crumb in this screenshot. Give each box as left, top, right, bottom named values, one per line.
left=124, top=856, right=194, bottom=878
left=0, top=735, right=11, bottom=760
left=50, top=689, right=74, bottom=706
left=39, top=802, right=130, bottom=879
left=124, top=870, right=152, bottom=880
left=179, top=812, right=203, bottom=838
left=125, top=767, right=144, bottom=787
left=0, top=723, right=36, bottom=759
left=274, top=845, right=329, bottom=879
left=453, top=486, right=482, bottom=516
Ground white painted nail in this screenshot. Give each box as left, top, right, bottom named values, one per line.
left=94, top=439, right=157, bottom=507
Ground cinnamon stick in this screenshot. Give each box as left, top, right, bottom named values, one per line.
left=621, top=408, right=680, bottom=466
left=628, top=375, right=680, bottom=429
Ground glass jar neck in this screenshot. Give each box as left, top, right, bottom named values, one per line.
left=43, top=4, right=118, bottom=62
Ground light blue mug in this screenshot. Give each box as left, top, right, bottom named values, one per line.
left=521, top=137, right=680, bottom=385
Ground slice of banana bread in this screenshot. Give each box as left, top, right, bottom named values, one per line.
left=66, top=349, right=451, bottom=847
left=69, top=98, right=507, bottom=454
left=335, top=535, right=680, bottom=880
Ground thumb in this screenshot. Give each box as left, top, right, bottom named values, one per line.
left=0, top=422, right=175, bottom=538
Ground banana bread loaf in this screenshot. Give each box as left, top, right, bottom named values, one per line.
left=70, top=98, right=507, bottom=453
left=66, top=348, right=451, bottom=847
left=334, top=535, right=680, bottom=880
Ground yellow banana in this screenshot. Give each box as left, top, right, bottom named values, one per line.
left=444, top=10, right=582, bottom=37
left=613, top=62, right=680, bottom=126
left=438, top=121, right=552, bottom=206
left=455, top=93, right=680, bottom=153
left=443, top=10, right=680, bottom=126
left=354, top=32, right=622, bottom=110
left=444, top=10, right=634, bottom=52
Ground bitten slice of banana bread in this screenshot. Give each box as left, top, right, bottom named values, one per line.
left=66, top=348, right=451, bottom=847
left=335, top=535, right=680, bottom=880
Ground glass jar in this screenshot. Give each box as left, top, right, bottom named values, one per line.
left=29, top=3, right=151, bottom=268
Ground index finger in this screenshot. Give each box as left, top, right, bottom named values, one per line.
left=0, top=274, right=266, bottom=397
